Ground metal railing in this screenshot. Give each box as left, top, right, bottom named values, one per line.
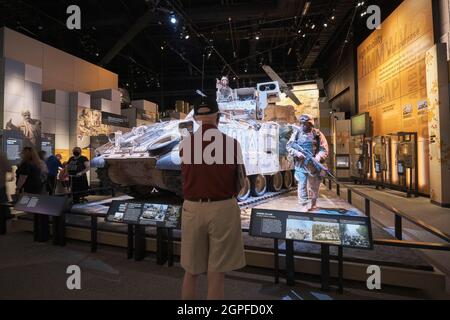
left=323, top=177, right=450, bottom=252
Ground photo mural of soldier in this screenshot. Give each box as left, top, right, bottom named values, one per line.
left=77, top=108, right=109, bottom=140
left=5, top=110, right=42, bottom=148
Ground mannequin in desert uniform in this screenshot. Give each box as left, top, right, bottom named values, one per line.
left=216, top=76, right=233, bottom=102
left=287, top=114, right=329, bottom=211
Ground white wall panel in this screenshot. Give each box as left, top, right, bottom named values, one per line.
left=3, top=93, right=23, bottom=113
left=4, top=58, right=25, bottom=79
left=25, top=64, right=42, bottom=84
left=4, top=76, right=24, bottom=95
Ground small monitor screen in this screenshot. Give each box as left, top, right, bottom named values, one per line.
left=351, top=113, right=369, bottom=136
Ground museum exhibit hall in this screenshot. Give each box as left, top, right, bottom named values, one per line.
left=1, top=0, right=450, bottom=305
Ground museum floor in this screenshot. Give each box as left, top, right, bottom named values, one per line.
left=2, top=183, right=450, bottom=300
left=1, top=228, right=448, bottom=300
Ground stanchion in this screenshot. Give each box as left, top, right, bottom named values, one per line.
left=134, top=225, right=146, bottom=261
left=285, top=239, right=295, bottom=286
left=52, top=214, right=65, bottom=246
left=35, top=214, right=50, bottom=242
left=167, top=228, right=174, bottom=267
left=156, top=227, right=168, bottom=265
left=274, top=239, right=280, bottom=284
left=127, top=224, right=134, bottom=259
left=338, top=246, right=344, bottom=294
left=321, top=244, right=330, bottom=291
left=0, top=205, right=7, bottom=235
left=91, top=215, right=98, bottom=252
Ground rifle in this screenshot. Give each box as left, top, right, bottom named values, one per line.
left=289, top=141, right=337, bottom=182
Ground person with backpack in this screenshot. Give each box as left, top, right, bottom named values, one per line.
left=15, top=147, right=42, bottom=196
left=287, top=114, right=329, bottom=211
left=37, top=150, right=49, bottom=194
left=67, top=147, right=90, bottom=203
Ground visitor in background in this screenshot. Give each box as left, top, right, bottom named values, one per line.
left=58, top=161, right=70, bottom=193
left=16, top=147, right=42, bottom=195
left=38, top=150, right=49, bottom=194
left=0, top=152, right=13, bottom=221
left=46, top=153, right=62, bottom=195
left=67, top=147, right=90, bottom=203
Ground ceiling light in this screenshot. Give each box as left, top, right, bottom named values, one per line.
left=185, top=34, right=190, bottom=39
left=255, top=35, right=260, bottom=40
left=323, top=23, right=328, bottom=28
left=169, top=15, right=177, bottom=24
left=311, top=24, right=315, bottom=29
left=302, top=1, right=311, bottom=16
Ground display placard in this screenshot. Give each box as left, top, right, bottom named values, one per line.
left=101, top=112, right=129, bottom=128
left=14, top=194, right=69, bottom=217
left=335, top=155, right=350, bottom=169
left=41, top=133, right=55, bottom=156
left=249, top=208, right=373, bottom=250
left=106, top=201, right=181, bottom=229
left=1, top=130, right=24, bottom=165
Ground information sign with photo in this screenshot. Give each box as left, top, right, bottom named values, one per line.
left=250, top=208, right=373, bottom=249
left=106, top=201, right=181, bottom=229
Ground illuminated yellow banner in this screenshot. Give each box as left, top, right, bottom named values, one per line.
left=357, top=0, right=434, bottom=194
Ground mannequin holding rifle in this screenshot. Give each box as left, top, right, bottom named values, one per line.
left=287, top=114, right=330, bottom=211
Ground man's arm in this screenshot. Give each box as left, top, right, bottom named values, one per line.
left=235, top=141, right=247, bottom=195
left=286, top=129, right=304, bottom=159
left=316, top=131, right=329, bottom=162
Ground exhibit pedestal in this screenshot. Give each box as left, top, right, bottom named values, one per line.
left=157, top=227, right=174, bottom=267
left=134, top=225, right=146, bottom=261
left=33, top=214, right=50, bottom=242
left=0, top=206, right=7, bottom=235
left=282, top=242, right=344, bottom=293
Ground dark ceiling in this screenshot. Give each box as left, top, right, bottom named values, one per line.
left=0, top=0, right=398, bottom=109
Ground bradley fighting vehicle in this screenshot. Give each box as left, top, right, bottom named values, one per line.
left=93, top=68, right=301, bottom=201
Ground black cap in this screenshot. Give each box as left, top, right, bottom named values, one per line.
left=193, top=97, right=219, bottom=116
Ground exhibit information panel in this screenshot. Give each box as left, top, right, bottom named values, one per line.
left=14, top=194, right=69, bottom=216
left=1, top=130, right=24, bottom=165
left=357, top=0, right=433, bottom=193
left=106, top=201, right=181, bottom=229
left=249, top=208, right=373, bottom=250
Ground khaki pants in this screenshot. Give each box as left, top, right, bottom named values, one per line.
left=181, top=198, right=246, bottom=275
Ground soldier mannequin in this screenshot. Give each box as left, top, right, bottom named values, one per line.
left=287, top=114, right=329, bottom=211
left=216, top=76, right=233, bottom=102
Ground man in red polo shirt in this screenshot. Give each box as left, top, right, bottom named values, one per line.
left=179, top=97, right=246, bottom=300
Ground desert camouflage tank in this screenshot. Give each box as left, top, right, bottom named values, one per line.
left=93, top=81, right=296, bottom=200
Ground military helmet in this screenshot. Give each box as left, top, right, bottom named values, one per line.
left=299, top=114, right=314, bottom=126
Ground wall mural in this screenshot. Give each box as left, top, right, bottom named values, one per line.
left=357, top=0, right=434, bottom=194
left=77, top=106, right=131, bottom=154
left=5, top=110, right=42, bottom=148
